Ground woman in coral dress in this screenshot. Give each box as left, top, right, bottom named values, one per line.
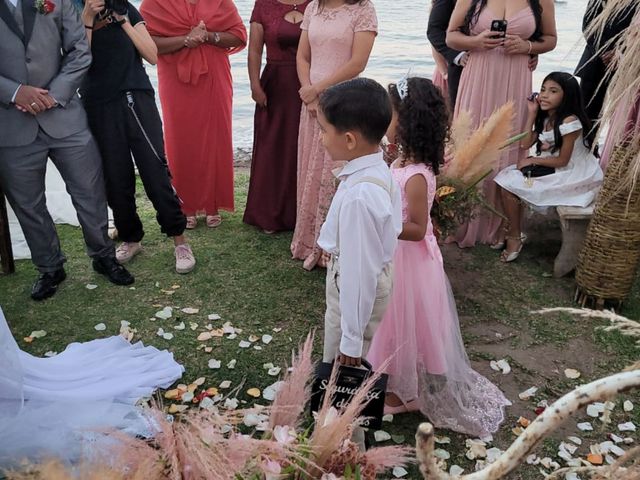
left=446, top=0, right=557, bottom=247
left=141, top=0, right=246, bottom=229
left=243, top=0, right=311, bottom=233
left=291, top=0, right=378, bottom=270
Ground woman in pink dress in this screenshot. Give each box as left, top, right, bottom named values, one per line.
left=141, top=0, right=246, bottom=230
left=445, top=0, right=557, bottom=247
left=291, top=0, right=378, bottom=270
left=368, top=78, right=510, bottom=437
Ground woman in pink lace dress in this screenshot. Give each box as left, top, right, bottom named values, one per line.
left=291, top=0, right=378, bottom=270
left=446, top=0, right=557, bottom=247
left=368, top=78, right=510, bottom=438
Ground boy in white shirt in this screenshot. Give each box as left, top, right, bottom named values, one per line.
left=317, top=78, right=402, bottom=370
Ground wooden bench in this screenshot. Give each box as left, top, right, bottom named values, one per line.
left=554, top=205, right=593, bottom=278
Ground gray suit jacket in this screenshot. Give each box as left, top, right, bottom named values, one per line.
left=0, top=0, right=91, bottom=147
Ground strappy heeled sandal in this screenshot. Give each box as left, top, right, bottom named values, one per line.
left=491, top=232, right=528, bottom=250
left=206, top=214, right=222, bottom=228
left=186, top=216, right=198, bottom=229
left=500, top=235, right=524, bottom=263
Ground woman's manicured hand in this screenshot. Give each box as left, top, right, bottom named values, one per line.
left=82, top=0, right=104, bottom=23
left=299, top=84, right=318, bottom=104
left=526, top=94, right=540, bottom=116
left=504, top=34, right=528, bottom=55
left=474, top=30, right=503, bottom=50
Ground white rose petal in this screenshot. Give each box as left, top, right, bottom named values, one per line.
left=382, top=414, right=394, bottom=423
left=449, top=465, right=464, bottom=476
left=564, top=368, right=581, bottom=379
left=254, top=345, right=263, bottom=351
left=208, top=313, right=221, bottom=321
left=200, top=397, right=216, bottom=411
left=239, top=340, right=251, bottom=348
left=486, top=447, right=502, bottom=463
left=227, top=359, right=237, bottom=369
left=181, top=391, right=194, bottom=403
left=162, top=332, right=174, bottom=340
left=519, top=386, right=538, bottom=400
left=208, top=359, right=221, bottom=369
left=618, top=422, right=636, bottom=432
left=44, top=351, right=57, bottom=357
left=623, top=400, right=634, bottom=412
left=587, top=403, right=604, bottom=417
left=489, top=359, right=511, bottom=374
left=392, top=466, right=408, bottom=478
left=374, top=430, right=391, bottom=442
left=219, top=380, right=232, bottom=389
left=610, top=444, right=625, bottom=457
left=568, top=436, right=582, bottom=446
left=174, top=321, right=186, bottom=330
left=94, top=323, right=107, bottom=331
left=155, top=307, right=172, bottom=320
left=86, top=284, right=98, bottom=290
left=223, top=398, right=238, bottom=410
left=181, top=307, right=199, bottom=315
left=577, top=422, right=593, bottom=431
left=268, top=367, right=281, bottom=376
left=262, top=334, right=273, bottom=345
left=434, top=449, right=450, bottom=460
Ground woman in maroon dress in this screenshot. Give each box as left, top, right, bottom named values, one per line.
left=243, top=0, right=311, bottom=233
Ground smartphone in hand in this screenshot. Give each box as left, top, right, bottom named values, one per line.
left=490, top=19, right=508, bottom=38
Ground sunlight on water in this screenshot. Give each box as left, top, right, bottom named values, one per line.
left=136, top=0, right=589, bottom=148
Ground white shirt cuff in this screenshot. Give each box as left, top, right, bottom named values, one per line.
left=11, top=84, right=21, bottom=103
left=339, top=333, right=364, bottom=359
left=454, top=51, right=466, bottom=66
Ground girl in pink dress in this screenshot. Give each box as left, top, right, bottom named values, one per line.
left=445, top=0, right=557, bottom=247
left=367, top=77, right=510, bottom=438
left=291, top=0, right=378, bottom=270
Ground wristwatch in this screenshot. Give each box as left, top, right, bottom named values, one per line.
left=212, top=32, right=221, bottom=44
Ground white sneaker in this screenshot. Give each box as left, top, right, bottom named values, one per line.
left=175, top=244, right=196, bottom=274
left=115, top=242, right=142, bottom=263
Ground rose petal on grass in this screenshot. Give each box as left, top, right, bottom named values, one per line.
left=204, top=347, right=213, bottom=353
left=181, top=391, right=194, bottom=403
left=392, top=466, right=408, bottom=478
left=272, top=327, right=282, bottom=333
left=564, top=368, right=581, bottom=379
left=382, top=414, right=394, bottom=423
left=194, top=377, right=205, bottom=386
left=200, top=397, right=215, bottom=411
left=155, top=307, right=172, bottom=320
left=490, top=359, right=511, bottom=374
left=374, top=430, right=391, bottom=442
left=587, top=403, right=605, bottom=417
left=586, top=453, right=603, bottom=465
left=224, top=398, right=239, bottom=410
left=181, top=307, right=199, bottom=315
left=624, top=400, right=634, bottom=412
left=486, top=447, right=502, bottom=463
left=248, top=335, right=259, bottom=343
left=85, top=284, right=98, bottom=290
left=246, top=388, right=261, bottom=398
left=94, top=323, right=106, bottom=331
left=208, top=359, right=221, bottom=369
left=518, top=386, right=538, bottom=400
left=219, top=380, right=232, bottom=389
left=168, top=404, right=188, bottom=414
left=44, top=351, right=57, bottom=357
left=263, top=363, right=275, bottom=369
left=618, top=422, right=636, bottom=432
left=162, top=332, right=174, bottom=340
left=30, top=330, right=47, bottom=338
left=208, top=313, right=221, bottom=321
left=197, top=332, right=212, bottom=341
left=227, top=359, right=237, bottom=369
left=239, top=340, right=251, bottom=348
left=189, top=322, right=199, bottom=331
left=435, top=436, right=451, bottom=444
left=227, top=333, right=238, bottom=340
left=577, top=422, right=593, bottom=431
left=568, top=436, right=583, bottom=446
left=434, top=449, right=450, bottom=460
left=254, top=345, right=263, bottom=351
left=164, top=389, right=181, bottom=400
left=449, top=465, right=464, bottom=476
left=174, top=321, right=185, bottom=331
left=391, top=434, right=405, bottom=444
left=262, top=334, right=273, bottom=345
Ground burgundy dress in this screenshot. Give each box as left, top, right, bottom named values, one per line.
left=243, top=0, right=310, bottom=232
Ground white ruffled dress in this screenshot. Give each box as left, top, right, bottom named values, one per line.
left=494, top=119, right=603, bottom=208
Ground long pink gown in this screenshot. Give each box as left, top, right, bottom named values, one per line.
left=368, top=162, right=510, bottom=438
left=290, top=0, right=378, bottom=270
left=452, top=7, right=536, bottom=247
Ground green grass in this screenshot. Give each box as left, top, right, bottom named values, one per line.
left=1, top=171, right=638, bottom=479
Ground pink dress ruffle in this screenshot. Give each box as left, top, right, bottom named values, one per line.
left=368, top=162, right=510, bottom=438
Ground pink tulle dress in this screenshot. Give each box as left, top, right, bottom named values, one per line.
left=367, top=161, right=511, bottom=438
left=451, top=6, right=536, bottom=247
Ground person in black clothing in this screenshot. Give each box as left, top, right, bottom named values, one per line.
left=427, top=0, right=467, bottom=108
left=575, top=0, right=637, bottom=140
left=80, top=0, right=196, bottom=274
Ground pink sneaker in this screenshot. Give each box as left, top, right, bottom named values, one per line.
left=175, top=244, right=196, bottom=274
left=115, top=242, right=142, bottom=263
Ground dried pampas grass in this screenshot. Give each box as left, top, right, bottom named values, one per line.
left=446, top=102, right=516, bottom=184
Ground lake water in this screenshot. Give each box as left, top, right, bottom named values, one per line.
left=141, top=0, right=590, bottom=149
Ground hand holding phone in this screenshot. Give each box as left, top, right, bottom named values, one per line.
left=490, top=19, right=508, bottom=38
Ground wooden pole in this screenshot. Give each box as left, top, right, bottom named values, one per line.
left=0, top=185, right=15, bottom=274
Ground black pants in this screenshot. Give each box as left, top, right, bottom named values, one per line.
left=85, top=90, right=186, bottom=243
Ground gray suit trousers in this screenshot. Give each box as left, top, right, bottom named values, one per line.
left=0, top=127, right=114, bottom=273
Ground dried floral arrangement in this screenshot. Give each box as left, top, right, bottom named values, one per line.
left=431, top=103, right=518, bottom=239
left=3, top=334, right=413, bottom=480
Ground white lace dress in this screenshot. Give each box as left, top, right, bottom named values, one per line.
left=494, top=119, right=604, bottom=208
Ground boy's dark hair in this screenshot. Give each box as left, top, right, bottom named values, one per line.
left=534, top=71, right=594, bottom=156
left=319, top=78, right=392, bottom=145
left=388, top=77, right=449, bottom=175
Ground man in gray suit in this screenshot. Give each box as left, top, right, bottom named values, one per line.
left=0, top=0, right=134, bottom=300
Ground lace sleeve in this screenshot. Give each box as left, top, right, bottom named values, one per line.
left=352, top=0, right=378, bottom=33
left=249, top=0, right=262, bottom=24
left=559, top=119, right=584, bottom=136
left=301, top=1, right=316, bottom=30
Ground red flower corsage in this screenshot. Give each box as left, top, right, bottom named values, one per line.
left=34, top=0, right=55, bottom=14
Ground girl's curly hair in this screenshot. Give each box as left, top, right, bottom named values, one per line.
left=388, top=77, right=450, bottom=175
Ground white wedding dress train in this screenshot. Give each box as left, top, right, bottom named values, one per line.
left=0, top=307, right=183, bottom=466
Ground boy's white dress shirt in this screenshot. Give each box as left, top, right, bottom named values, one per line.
left=317, top=151, right=402, bottom=358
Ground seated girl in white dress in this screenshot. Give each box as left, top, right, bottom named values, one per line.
left=494, top=71, right=603, bottom=262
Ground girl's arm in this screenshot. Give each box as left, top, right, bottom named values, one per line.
left=446, top=0, right=503, bottom=51
left=248, top=22, right=267, bottom=107
left=120, top=21, right=158, bottom=64
left=519, top=121, right=581, bottom=169
left=399, top=174, right=429, bottom=241
left=520, top=97, right=540, bottom=149
left=297, top=30, right=312, bottom=91
left=300, top=31, right=376, bottom=104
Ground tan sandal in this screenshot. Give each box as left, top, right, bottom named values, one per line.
left=206, top=214, right=222, bottom=228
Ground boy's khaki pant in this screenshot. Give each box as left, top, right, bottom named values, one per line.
left=322, top=255, right=393, bottom=449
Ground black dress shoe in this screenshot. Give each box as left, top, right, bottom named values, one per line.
left=31, top=268, right=67, bottom=301
left=92, top=256, right=135, bottom=286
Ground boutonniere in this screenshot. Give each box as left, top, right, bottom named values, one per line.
left=34, top=0, right=55, bottom=14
